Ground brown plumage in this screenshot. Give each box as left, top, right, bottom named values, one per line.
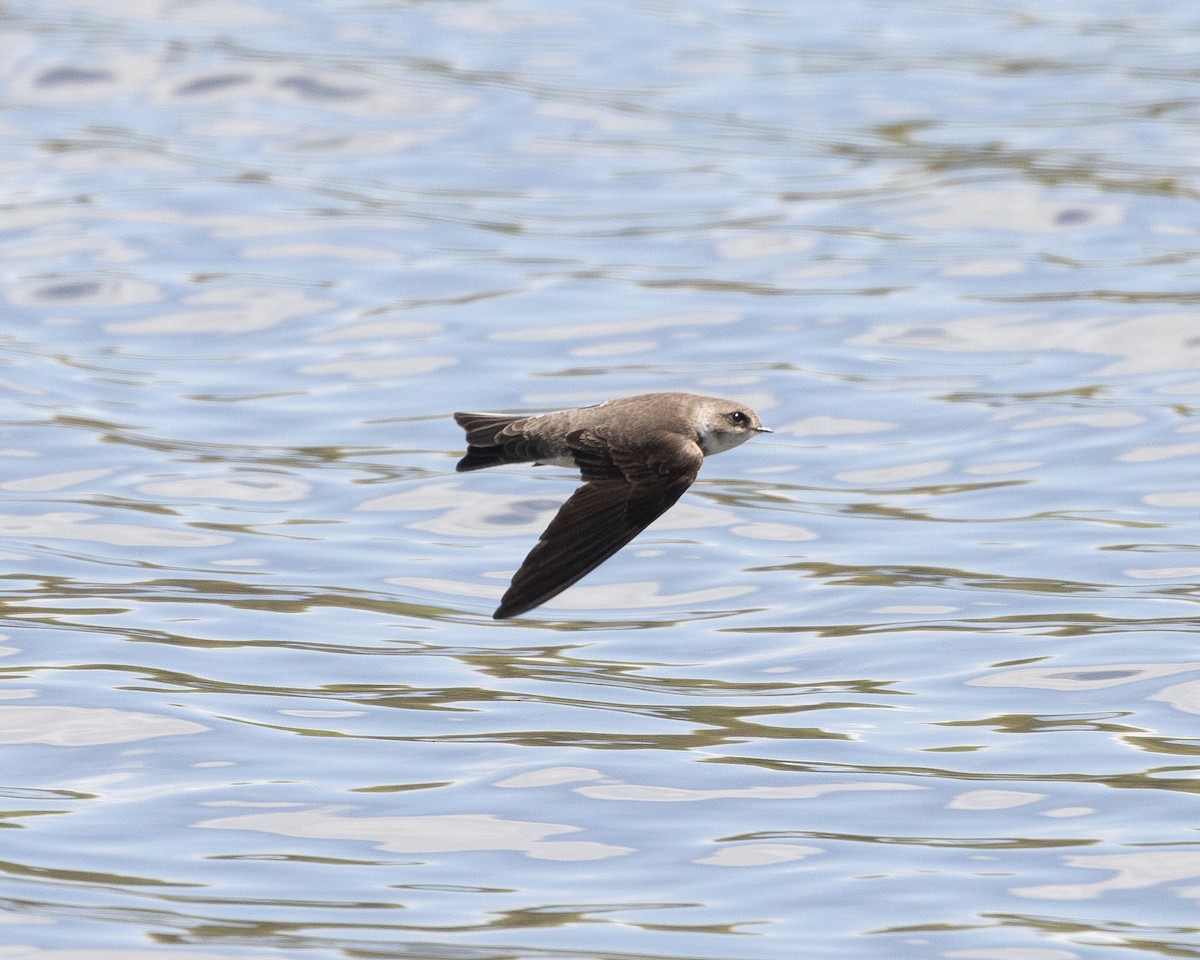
left=453, top=392, right=770, bottom=619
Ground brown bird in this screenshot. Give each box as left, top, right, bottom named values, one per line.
left=454, top=392, right=770, bottom=619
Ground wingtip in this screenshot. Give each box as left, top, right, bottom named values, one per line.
left=492, top=599, right=525, bottom=619
left=494, top=589, right=540, bottom=619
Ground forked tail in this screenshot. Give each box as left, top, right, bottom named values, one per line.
left=453, top=411, right=526, bottom=471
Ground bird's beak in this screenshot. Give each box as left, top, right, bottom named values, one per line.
left=756, top=426, right=772, bottom=433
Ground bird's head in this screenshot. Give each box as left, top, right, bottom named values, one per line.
left=696, top=398, right=771, bottom=455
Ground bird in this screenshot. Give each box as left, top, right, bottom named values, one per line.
left=453, top=392, right=770, bottom=619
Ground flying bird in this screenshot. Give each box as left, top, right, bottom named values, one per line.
left=453, top=392, right=770, bottom=618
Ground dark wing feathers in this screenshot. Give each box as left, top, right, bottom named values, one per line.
left=493, top=436, right=702, bottom=619
left=454, top=410, right=707, bottom=617
left=565, top=428, right=626, bottom=480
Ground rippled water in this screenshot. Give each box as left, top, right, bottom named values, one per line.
left=3, top=0, right=1200, bottom=958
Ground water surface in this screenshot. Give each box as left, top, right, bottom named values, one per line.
left=3, top=1, right=1200, bottom=958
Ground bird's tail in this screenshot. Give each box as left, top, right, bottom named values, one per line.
left=453, top=412, right=528, bottom=471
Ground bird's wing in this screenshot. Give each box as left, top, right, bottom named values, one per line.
left=493, top=432, right=702, bottom=619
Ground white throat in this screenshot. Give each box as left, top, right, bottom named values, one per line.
left=698, top=427, right=750, bottom=456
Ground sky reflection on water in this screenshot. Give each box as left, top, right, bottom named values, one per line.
left=2, top=0, right=1200, bottom=958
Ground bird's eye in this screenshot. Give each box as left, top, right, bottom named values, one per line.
left=728, top=411, right=748, bottom=426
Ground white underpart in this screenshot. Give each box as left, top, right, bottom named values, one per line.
left=699, top=428, right=749, bottom=456
left=696, top=407, right=754, bottom=456
left=538, top=455, right=579, bottom=468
